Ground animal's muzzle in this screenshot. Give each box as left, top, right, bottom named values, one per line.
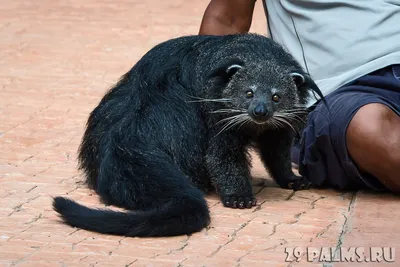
left=251, top=103, right=271, bottom=122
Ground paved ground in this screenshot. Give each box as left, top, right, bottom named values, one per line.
left=1, top=1, right=399, bottom=266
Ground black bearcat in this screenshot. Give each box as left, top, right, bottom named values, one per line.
left=53, top=33, right=323, bottom=237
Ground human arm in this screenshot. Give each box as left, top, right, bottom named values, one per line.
left=198, top=0, right=257, bottom=35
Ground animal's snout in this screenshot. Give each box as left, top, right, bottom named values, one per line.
left=251, top=103, right=271, bottom=123
left=253, top=104, right=267, bottom=117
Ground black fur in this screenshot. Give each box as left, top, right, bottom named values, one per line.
left=53, top=33, right=324, bottom=237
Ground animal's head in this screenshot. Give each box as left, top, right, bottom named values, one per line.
left=205, top=35, right=323, bottom=133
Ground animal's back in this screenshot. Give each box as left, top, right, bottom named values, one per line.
left=78, top=35, right=219, bottom=188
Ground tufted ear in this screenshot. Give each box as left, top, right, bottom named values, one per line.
left=291, top=71, right=328, bottom=111
left=290, top=72, right=306, bottom=87
left=226, top=64, right=243, bottom=77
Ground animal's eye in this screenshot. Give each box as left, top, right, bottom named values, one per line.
left=272, top=94, right=280, bottom=102
left=291, top=72, right=306, bottom=87
left=246, top=90, right=254, bottom=98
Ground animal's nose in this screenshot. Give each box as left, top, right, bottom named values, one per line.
left=253, top=104, right=267, bottom=117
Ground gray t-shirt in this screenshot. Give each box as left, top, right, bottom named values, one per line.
left=263, top=0, right=400, bottom=102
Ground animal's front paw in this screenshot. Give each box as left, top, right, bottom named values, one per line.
left=221, top=194, right=257, bottom=209
left=281, top=175, right=312, bottom=191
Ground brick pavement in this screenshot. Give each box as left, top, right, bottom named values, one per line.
left=1, top=1, right=399, bottom=266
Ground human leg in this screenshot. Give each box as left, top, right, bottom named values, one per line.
left=297, top=65, right=400, bottom=192
left=347, top=103, right=400, bottom=193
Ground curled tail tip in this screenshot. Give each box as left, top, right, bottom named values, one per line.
left=52, top=196, right=85, bottom=218
left=53, top=196, right=72, bottom=212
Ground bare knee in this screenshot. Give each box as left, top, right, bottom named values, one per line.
left=346, top=103, right=400, bottom=191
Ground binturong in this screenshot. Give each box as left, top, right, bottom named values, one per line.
left=52, top=33, right=324, bottom=237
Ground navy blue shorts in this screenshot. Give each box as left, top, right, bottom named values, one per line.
left=292, top=64, right=400, bottom=191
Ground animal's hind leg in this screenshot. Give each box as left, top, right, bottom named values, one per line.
left=94, top=145, right=202, bottom=212
left=95, top=156, right=145, bottom=211
left=56, top=141, right=211, bottom=236
left=257, top=129, right=312, bottom=190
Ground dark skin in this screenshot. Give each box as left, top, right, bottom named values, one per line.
left=199, top=0, right=400, bottom=194
left=199, top=0, right=257, bottom=35
left=346, top=103, right=400, bottom=193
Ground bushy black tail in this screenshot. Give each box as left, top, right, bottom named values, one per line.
left=53, top=189, right=210, bottom=237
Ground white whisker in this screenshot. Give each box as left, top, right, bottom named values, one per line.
left=268, top=119, right=282, bottom=130
left=273, top=117, right=297, bottom=133
left=215, top=114, right=247, bottom=125
left=237, top=117, right=252, bottom=130
left=293, top=104, right=309, bottom=109
left=215, top=114, right=249, bottom=137
left=186, top=96, right=233, bottom=103
left=211, top=109, right=247, bottom=114
left=279, top=108, right=308, bottom=113
left=275, top=112, right=306, bottom=125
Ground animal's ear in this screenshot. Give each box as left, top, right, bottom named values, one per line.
left=226, top=64, right=243, bottom=77
left=291, top=71, right=327, bottom=109
left=290, top=72, right=306, bottom=87
left=207, top=60, right=244, bottom=86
